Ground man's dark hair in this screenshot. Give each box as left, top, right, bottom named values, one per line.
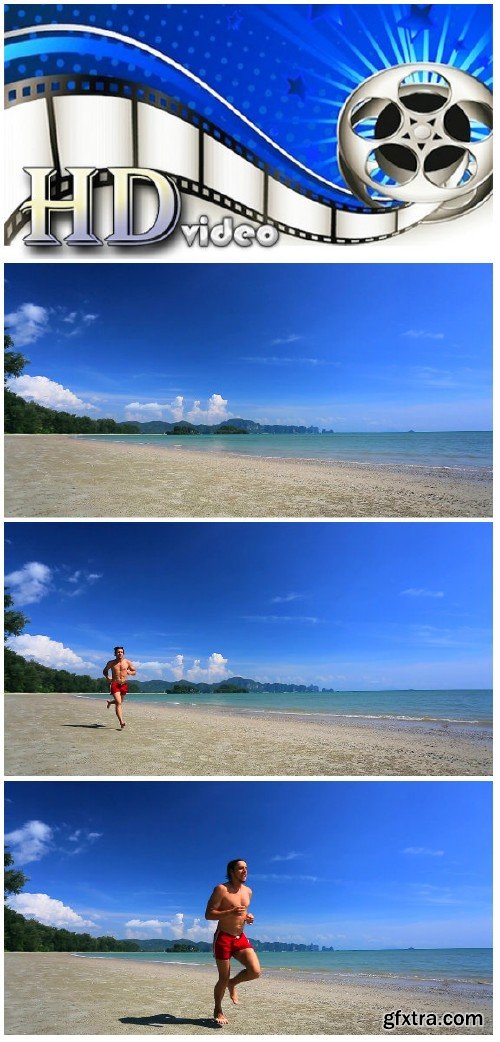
left=114, top=645, right=124, bottom=654
left=226, top=859, right=246, bottom=882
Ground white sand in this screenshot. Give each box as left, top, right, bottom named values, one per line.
left=4, top=954, right=492, bottom=1035
left=4, top=693, right=492, bottom=777
left=4, top=435, right=492, bottom=517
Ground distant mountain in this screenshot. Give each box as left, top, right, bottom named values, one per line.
left=133, top=937, right=322, bottom=952
left=137, top=418, right=333, bottom=435
left=130, top=676, right=320, bottom=694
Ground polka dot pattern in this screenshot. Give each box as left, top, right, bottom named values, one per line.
left=4, top=4, right=493, bottom=193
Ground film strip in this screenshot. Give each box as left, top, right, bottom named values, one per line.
left=4, top=74, right=437, bottom=246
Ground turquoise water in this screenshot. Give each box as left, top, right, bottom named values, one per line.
left=78, top=689, right=492, bottom=725
left=80, top=431, right=492, bottom=470
left=74, top=948, right=492, bottom=984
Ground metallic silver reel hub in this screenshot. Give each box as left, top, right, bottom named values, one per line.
left=338, top=63, right=493, bottom=222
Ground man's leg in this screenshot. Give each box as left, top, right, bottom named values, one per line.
left=228, top=949, right=261, bottom=1004
left=110, top=692, right=125, bottom=728
left=214, top=959, right=231, bottom=1025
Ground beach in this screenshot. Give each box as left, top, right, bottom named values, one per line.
left=4, top=693, right=491, bottom=777
left=4, top=953, right=492, bottom=1035
left=4, top=435, right=492, bottom=518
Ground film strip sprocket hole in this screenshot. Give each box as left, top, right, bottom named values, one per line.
left=3, top=73, right=449, bottom=246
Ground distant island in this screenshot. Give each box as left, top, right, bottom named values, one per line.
left=131, top=676, right=321, bottom=694
left=140, top=418, right=334, bottom=435
left=133, top=937, right=331, bottom=953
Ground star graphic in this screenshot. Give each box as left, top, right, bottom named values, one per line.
left=397, top=5, right=434, bottom=40
left=288, top=76, right=306, bottom=99
left=226, top=9, right=243, bottom=32
left=308, top=5, right=342, bottom=26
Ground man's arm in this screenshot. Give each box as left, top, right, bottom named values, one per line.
left=102, top=660, right=112, bottom=682
left=244, top=887, right=254, bottom=923
left=126, top=660, right=137, bottom=677
left=205, top=885, right=246, bottom=921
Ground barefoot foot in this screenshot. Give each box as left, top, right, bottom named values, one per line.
left=120, top=722, right=126, bottom=729
left=106, top=701, right=112, bottom=709
left=213, top=1009, right=228, bottom=1026
left=228, top=981, right=239, bottom=1005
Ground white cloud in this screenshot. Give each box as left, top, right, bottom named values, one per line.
left=125, top=401, right=165, bottom=421
left=5, top=303, right=50, bottom=346
left=5, top=561, right=53, bottom=606
left=64, top=570, right=103, bottom=597
left=185, top=918, right=216, bottom=941
left=187, top=394, right=230, bottom=424
left=401, top=588, right=445, bottom=599
left=169, top=396, right=185, bottom=422
left=186, top=652, right=229, bottom=682
left=271, top=334, right=301, bottom=345
left=5, top=820, right=53, bottom=865
left=132, top=653, right=229, bottom=683
left=7, top=633, right=95, bottom=672
left=271, top=852, right=302, bottom=862
left=271, top=593, right=301, bottom=604
left=242, top=356, right=330, bottom=366
left=125, top=914, right=216, bottom=941
left=402, top=847, right=445, bottom=857
left=252, top=873, right=319, bottom=883
left=66, top=829, right=102, bottom=856
left=134, top=654, right=185, bottom=681
left=8, top=892, right=96, bottom=929
left=402, top=330, right=445, bottom=340
left=170, top=654, right=185, bottom=680
left=126, top=913, right=184, bottom=940
left=125, top=395, right=229, bottom=425
left=8, top=374, right=96, bottom=413
left=242, top=615, right=320, bottom=624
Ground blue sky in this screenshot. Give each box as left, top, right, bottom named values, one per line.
left=5, top=522, right=492, bottom=689
left=5, top=264, right=492, bottom=430
left=4, top=781, right=492, bottom=948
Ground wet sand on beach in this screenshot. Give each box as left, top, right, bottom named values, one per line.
left=4, top=953, right=492, bottom=1035
left=4, top=693, right=491, bottom=777
left=4, top=435, right=492, bottom=517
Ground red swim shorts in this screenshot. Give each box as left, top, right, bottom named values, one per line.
left=110, top=682, right=128, bottom=698
left=213, top=931, right=253, bottom=961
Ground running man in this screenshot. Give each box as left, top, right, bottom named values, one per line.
left=205, top=859, right=261, bottom=1026
left=102, top=646, right=136, bottom=729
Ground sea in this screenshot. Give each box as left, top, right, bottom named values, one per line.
left=73, top=947, right=492, bottom=984
left=80, top=431, right=492, bottom=471
left=78, top=689, right=492, bottom=726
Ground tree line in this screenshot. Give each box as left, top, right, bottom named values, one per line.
left=4, top=852, right=139, bottom=953
left=4, top=333, right=139, bottom=434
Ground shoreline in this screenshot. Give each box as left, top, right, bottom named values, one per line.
left=4, top=692, right=492, bottom=777
left=76, top=433, right=493, bottom=474
left=74, top=693, right=493, bottom=735
left=5, top=435, right=492, bottom=517
left=71, top=952, right=493, bottom=988
left=4, top=953, right=493, bottom=1035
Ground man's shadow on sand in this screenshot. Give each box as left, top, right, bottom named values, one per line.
left=62, top=723, right=107, bottom=730
left=120, top=1014, right=219, bottom=1029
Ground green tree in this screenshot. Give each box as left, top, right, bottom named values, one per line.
left=4, top=332, right=29, bottom=383
left=4, top=851, right=29, bottom=898
left=4, top=591, right=29, bottom=640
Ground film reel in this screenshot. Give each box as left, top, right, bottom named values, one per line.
left=3, top=59, right=493, bottom=244
left=338, top=63, right=493, bottom=223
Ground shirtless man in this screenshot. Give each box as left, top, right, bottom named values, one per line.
left=205, top=859, right=261, bottom=1026
left=102, top=646, right=136, bottom=729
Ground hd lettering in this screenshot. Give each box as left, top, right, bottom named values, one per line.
left=20, top=167, right=278, bottom=248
